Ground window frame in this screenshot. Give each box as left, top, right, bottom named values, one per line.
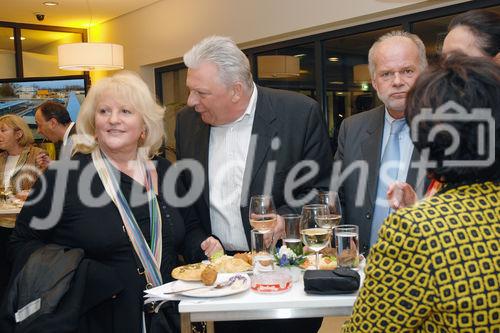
left=0, top=20, right=87, bottom=81
left=155, top=0, right=500, bottom=105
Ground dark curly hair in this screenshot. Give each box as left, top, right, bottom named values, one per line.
left=448, top=9, right=500, bottom=58
left=405, top=53, right=500, bottom=184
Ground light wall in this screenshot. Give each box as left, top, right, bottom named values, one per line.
left=0, top=50, right=16, bottom=78
left=90, top=0, right=470, bottom=88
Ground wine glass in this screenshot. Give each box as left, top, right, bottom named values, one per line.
left=316, top=191, right=342, bottom=231
left=248, top=195, right=277, bottom=233
left=249, top=195, right=277, bottom=273
left=299, top=204, right=331, bottom=269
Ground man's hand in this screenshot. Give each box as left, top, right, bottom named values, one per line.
left=266, top=214, right=285, bottom=247
left=387, top=181, right=418, bottom=210
left=36, top=152, right=51, bottom=169
left=201, top=236, right=223, bottom=257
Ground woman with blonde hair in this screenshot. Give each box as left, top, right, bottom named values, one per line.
left=6, top=71, right=222, bottom=332
left=0, top=114, right=46, bottom=300
left=0, top=114, right=46, bottom=199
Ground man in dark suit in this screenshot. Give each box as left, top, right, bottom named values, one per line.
left=175, top=35, right=332, bottom=333
left=34, top=100, right=76, bottom=167
left=334, top=31, right=429, bottom=255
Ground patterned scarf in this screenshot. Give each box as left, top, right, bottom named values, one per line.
left=92, top=149, right=163, bottom=287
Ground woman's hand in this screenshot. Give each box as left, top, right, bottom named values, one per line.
left=201, top=236, right=223, bottom=257
left=15, top=190, right=30, bottom=202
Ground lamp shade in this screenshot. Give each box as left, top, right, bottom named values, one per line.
left=257, top=55, right=300, bottom=79
left=353, top=64, right=371, bottom=83
left=58, top=43, right=124, bottom=71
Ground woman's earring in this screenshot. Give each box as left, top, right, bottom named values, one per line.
left=138, top=131, right=146, bottom=145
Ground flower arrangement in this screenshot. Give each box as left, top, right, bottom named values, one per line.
left=274, top=245, right=306, bottom=267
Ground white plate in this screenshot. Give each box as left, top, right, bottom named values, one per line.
left=179, top=273, right=250, bottom=298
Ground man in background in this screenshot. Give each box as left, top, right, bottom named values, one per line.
left=334, top=30, right=428, bottom=255
left=34, top=100, right=75, bottom=167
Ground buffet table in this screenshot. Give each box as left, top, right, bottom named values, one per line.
left=178, top=270, right=363, bottom=333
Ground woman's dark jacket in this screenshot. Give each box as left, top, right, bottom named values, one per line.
left=2, top=153, right=207, bottom=332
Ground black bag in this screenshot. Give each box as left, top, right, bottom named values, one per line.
left=303, top=268, right=360, bottom=295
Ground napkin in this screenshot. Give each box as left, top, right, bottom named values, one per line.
left=144, top=280, right=199, bottom=303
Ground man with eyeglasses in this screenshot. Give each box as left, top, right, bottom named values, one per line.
left=334, top=30, right=428, bottom=255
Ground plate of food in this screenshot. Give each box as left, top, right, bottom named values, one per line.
left=202, top=252, right=253, bottom=274
left=299, top=254, right=338, bottom=270
left=299, top=250, right=366, bottom=271
left=179, top=273, right=250, bottom=298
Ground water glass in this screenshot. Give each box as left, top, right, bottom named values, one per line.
left=334, top=225, right=359, bottom=268
left=282, top=214, right=302, bottom=255
left=251, top=229, right=274, bottom=272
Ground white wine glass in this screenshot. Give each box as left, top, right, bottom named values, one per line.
left=316, top=191, right=342, bottom=230
left=316, top=191, right=343, bottom=247
left=299, top=204, right=331, bottom=269
left=249, top=195, right=277, bottom=233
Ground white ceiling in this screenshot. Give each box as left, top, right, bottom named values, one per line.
left=0, top=0, right=160, bottom=28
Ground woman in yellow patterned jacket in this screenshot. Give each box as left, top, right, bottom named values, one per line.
left=343, top=54, right=499, bottom=332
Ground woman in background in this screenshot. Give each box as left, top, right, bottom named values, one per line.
left=388, top=9, right=500, bottom=210
left=343, top=54, right=499, bottom=332
left=0, top=114, right=46, bottom=301
left=442, top=9, right=499, bottom=62
left=6, top=71, right=221, bottom=332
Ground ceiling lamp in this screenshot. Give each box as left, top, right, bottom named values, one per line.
left=58, top=43, right=124, bottom=71
left=257, top=55, right=300, bottom=79
left=353, top=64, right=371, bottom=83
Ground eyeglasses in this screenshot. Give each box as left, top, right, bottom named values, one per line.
left=376, top=68, right=417, bottom=82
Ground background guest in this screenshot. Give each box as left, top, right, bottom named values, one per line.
left=334, top=30, right=428, bottom=254
left=388, top=9, right=500, bottom=210
left=442, top=9, right=500, bottom=62
left=0, top=114, right=47, bottom=301
left=5, top=71, right=221, bottom=332
left=34, top=100, right=75, bottom=168
left=343, top=54, right=499, bottom=332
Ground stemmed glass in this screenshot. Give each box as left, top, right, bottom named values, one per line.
left=249, top=195, right=277, bottom=271
left=248, top=195, right=277, bottom=233
left=316, top=191, right=342, bottom=231
left=299, top=204, right=331, bottom=270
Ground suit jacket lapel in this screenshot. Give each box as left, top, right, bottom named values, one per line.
left=244, top=87, right=277, bottom=194
left=193, top=120, right=211, bottom=207
left=361, top=106, right=385, bottom=208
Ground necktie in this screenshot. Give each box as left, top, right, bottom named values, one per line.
left=370, top=119, right=405, bottom=246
